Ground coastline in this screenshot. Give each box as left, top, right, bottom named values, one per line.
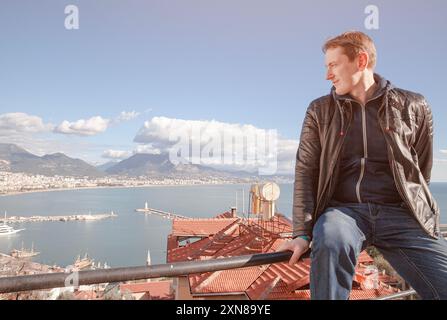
left=0, top=181, right=255, bottom=198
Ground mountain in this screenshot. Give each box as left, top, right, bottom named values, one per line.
left=0, top=143, right=103, bottom=177
left=105, top=153, right=257, bottom=179
left=0, top=144, right=32, bottom=171
left=106, top=153, right=174, bottom=176
left=96, top=161, right=120, bottom=172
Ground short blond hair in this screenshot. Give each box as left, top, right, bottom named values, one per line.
left=323, top=31, right=377, bottom=69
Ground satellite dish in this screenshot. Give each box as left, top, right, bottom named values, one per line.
left=261, top=182, right=280, bottom=201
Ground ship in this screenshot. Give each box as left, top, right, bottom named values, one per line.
left=0, top=212, right=24, bottom=236
left=74, top=253, right=93, bottom=270
left=10, top=242, right=40, bottom=259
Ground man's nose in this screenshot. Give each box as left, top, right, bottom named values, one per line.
left=326, top=70, right=334, bottom=81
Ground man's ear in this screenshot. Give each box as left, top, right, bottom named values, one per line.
left=358, top=52, right=369, bottom=70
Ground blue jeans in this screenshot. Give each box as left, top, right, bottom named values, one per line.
left=310, top=200, right=447, bottom=300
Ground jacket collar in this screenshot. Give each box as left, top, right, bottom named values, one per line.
left=331, top=73, right=392, bottom=103
left=330, top=73, right=395, bottom=135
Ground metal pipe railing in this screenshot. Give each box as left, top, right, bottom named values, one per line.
left=1, top=216, right=443, bottom=296
left=0, top=249, right=421, bottom=300
left=371, top=289, right=417, bottom=300
left=0, top=251, right=301, bottom=294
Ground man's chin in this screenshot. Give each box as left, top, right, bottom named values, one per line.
left=335, top=87, right=348, bottom=95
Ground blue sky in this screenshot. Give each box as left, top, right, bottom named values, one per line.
left=1, top=1, right=447, bottom=178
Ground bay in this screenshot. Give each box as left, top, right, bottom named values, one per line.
left=0, top=182, right=446, bottom=268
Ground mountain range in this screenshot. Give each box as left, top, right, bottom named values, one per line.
left=0, top=143, right=103, bottom=177
left=0, top=143, right=266, bottom=179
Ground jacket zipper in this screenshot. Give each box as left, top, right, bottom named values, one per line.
left=355, top=104, right=368, bottom=203
left=343, top=97, right=378, bottom=204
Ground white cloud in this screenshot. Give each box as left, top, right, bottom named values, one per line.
left=276, top=138, right=299, bottom=174
left=440, top=150, right=447, bottom=154
left=54, top=116, right=110, bottom=136
left=0, top=113, right=103, bottom=162
left=134, top=116, right=182, bottom=147
left=115, top=111, right=140, bottom=123
left=102, top=149, right=133, bottom=160
left=134, top=144, right=161, bottom=155
left=134, top=116, right=297, bottom=175
left=0, top=113, right=53, bottom=133
left=53, top=110, right=141, bottom=137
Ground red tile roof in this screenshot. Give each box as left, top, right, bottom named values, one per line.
left=74, top=290, right=100, bottom=300
left=246, top=261, right=312, bottom=300
left=171, top=218, right=239, bottom=237
left=167, top=213, right=400, bottom=300
left=120, top=280, right=174, bottom=300
left=242, top=239, right=313, bottom=299
left=215, top=211, right=236, bottom=219
left=288, top=289, right=311, bottom=300
left=190, top=266, right=266, bottom=294
left=266, top=279, right=305, bottom=300
left=168, top=237, right=214, bottom=263
left=268, top=286, right=398, bottom=300
left=258, top=214, right=293, bottom=234
left=349, top=287, right=398, bottom=300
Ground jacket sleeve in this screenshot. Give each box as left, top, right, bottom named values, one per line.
left=292, top=104, right=321, bottom=239
left=413, top=98, right=433, bottom=185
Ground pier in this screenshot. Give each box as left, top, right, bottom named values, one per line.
left=136, top=203, right=190, bottom=220
left=0, top=211, right=117, bottom=223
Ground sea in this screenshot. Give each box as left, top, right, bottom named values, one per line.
left=0, top=182, right=447, bottom=268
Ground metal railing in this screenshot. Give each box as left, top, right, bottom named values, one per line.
left=4, top=229, right=443, bottom=299
left=0, top=249, right=425, bottom=300
left=0, top=251, right=298, bottom=294
left=372, top=289, right=418, bottom=300
left=1, top=215, right=443, bottom=299
left=0, top=249, right=422, bottom=300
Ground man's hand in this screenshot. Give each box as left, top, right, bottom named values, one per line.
left=276, top=237, right=310, bottom=266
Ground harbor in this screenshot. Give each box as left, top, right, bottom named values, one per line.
left=0, top=211, right=117, bottom=223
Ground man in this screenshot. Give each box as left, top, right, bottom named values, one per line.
left=277, top=31, right=447, bottom=300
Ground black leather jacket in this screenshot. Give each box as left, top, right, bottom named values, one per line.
left=292, top=79, right=440, bottom=240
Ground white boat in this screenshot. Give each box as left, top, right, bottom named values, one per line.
left=0, top=224, right=24, bottom=236
left=0, top=211, right=25, bottom=236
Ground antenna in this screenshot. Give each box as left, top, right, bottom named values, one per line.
left=147, top=249, right=151, bottom=266
left=235, top=191, right=238, bottom=211
left=248, top=191, right=251, bottom=221
left=235, top=188, right=246, bottom=219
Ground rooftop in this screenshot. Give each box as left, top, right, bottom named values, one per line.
left=167, top=211, right=400, bottom=300
left=120, top=280, right=174, bottom=300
